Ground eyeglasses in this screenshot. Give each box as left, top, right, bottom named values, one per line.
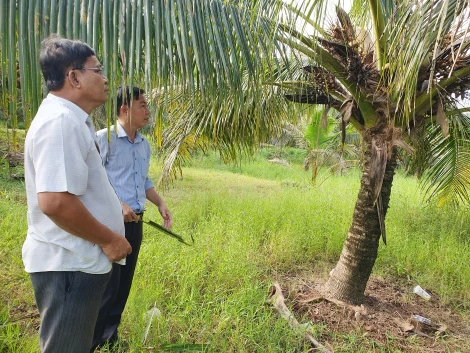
left=67, top=67, right=106, bottom=77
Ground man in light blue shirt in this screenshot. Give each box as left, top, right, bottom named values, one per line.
left=91, top=86, right=172, bottom=350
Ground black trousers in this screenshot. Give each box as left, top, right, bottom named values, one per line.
left=90, top=221, right=143, bottom=351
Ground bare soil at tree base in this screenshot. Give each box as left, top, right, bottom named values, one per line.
left=279, top=271, right=470, bottom=352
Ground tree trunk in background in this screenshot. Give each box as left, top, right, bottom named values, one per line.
left=323, top=128, right=398, bottom=305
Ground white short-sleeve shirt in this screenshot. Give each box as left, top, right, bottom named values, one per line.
left=22, top=94, right=125, bottom=274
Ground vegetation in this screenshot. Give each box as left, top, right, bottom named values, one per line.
left=152, top=0, right=470, bottom=305
left=1, top=146, right=470, bottom=352
left=2, top=0, right=470, bottom=306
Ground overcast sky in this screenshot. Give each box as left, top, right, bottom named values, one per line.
left=288, top=0, right=353, bottom=35
left=326, top=0, right=352, bottom=14
left=290, top=0, right=352, bottom=14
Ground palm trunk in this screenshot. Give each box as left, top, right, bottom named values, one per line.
left=323, top=128, right=397, bottom=305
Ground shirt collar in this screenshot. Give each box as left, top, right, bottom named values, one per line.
left=117, top=122, right=143, bottom=143
left=47, top=93, right=89, bottom=124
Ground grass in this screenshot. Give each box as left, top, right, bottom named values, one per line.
left=1, top=142, right=469, bottom=352
left=0, top=121, right=25, bottom=178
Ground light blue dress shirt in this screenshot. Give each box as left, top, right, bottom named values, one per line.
left=96, top=123, right=154, bottom=213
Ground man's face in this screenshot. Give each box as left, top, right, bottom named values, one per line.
left=129, top=95, right=150, bottom=129
left=76, top=56, right=108, bottom=108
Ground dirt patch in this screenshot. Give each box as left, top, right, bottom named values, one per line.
left=276, top=272, right=470, bottom=352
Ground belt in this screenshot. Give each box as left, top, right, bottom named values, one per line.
left=126, top=212, right=144, bottom=222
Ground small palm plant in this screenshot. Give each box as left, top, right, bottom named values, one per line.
left=301, top=107, right=361, bottom=182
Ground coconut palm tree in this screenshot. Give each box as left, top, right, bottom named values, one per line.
left=276, top=1, right=470, bottom=304
left=154, top=0, right=470, bottom=304
left=1, top=0, right=470, bottom=305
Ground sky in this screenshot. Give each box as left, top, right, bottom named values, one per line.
left=326, top=0, right=352, bottom=14
left=290, top=0, right=353, bottom=15
left=287, top=0, right=353, bottom=35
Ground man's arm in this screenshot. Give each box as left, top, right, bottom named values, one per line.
left=38, top=192, right=132, bottom=262
left=145, top=187, right=172, bottom=229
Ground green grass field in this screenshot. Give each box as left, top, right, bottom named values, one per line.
left=1, top=142, right=469, bottom=352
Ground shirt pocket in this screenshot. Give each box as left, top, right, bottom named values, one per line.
left=140, top=156, right=150, bottom=177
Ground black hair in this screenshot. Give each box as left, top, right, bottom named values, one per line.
left=39, top=35, right=95, bottom=91
left=116, top=86, right=145, bottom=115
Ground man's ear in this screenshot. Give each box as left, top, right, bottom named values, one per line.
left=66, top=70, right=81, bottom=88
left=119, top=104, right=129, bottom=116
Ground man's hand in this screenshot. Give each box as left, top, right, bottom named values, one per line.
left=99, top=232, right=132, bottom=262
left=145, top=187, right=173, bottom=229
left=158, top=204, right=173, bottom=230
left=121, top=202, right=140, bottom=223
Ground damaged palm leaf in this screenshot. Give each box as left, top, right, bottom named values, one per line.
left=369, top=136, right=388, bottom=204
left=376, top=193, right=386, bottom=245
left=436, top=97, right=450, bottom=137
left=339, top=99, right=354, bottom=144
left=143, top=219, right=194, bottom=246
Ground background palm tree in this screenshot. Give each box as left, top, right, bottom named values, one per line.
left=1, top=0, right=470, bottom=305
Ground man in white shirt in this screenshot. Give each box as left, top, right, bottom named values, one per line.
left=23, top=35, right=132, bottom=353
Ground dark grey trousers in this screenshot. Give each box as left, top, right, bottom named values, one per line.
left=30, top=270, right=111, bottom=353
left=90, top=221, right=143, bottom=351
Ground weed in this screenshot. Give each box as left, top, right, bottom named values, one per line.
left=1, top=146, right=469, bottom=352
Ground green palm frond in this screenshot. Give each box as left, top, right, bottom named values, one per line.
left=155, top=79, right=291, bottom=184
left=1, top=0, right=288, bottom=122
left=366, top=0, right=387, bottom=70
left=304, top=108, right=335, bottom=148
left=160, top=131, right=212, bottom=184
left=388, top=0, right=470, bottom=117
left=421, top=111, right=470, bottom=206
left=2, top=0, right=470, bottom=205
